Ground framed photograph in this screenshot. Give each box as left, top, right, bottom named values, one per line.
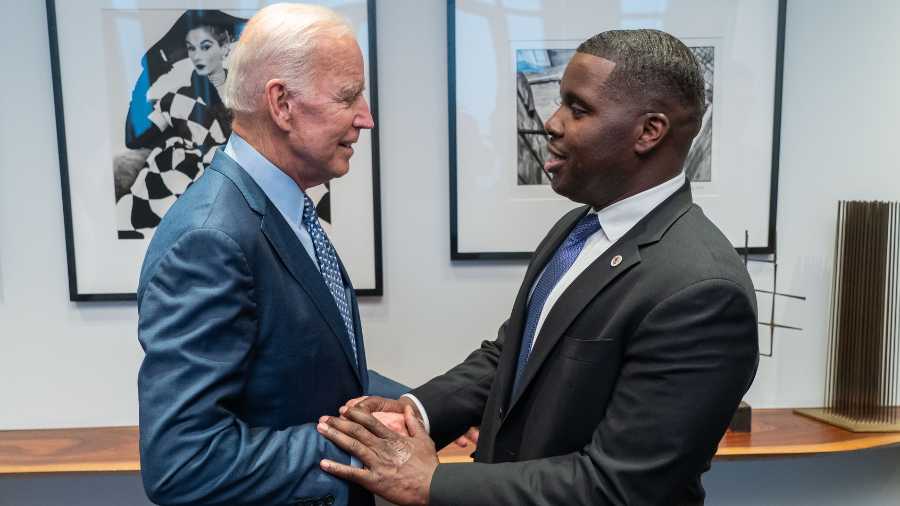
left=448, top=0, right=785, bottom=259
left=47, top=0, right=382, bottom=300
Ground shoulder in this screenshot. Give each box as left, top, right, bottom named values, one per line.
left=139, top=167, right=262, bottom=291
left=639, top=204, right=754, bottom=300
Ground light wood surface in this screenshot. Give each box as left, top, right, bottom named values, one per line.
left=715, top=408, right=900, bottom=458
left=2, top=409, right=899, bottom=474
left=0, top=426, right=140, bottom=474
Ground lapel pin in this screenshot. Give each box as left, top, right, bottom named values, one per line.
left=610, top=254, right=623, bottom=267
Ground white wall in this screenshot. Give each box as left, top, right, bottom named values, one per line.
left=1, top=0, right=899, bottom=504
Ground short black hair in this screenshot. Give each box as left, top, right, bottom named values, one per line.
left=577, top=29, right=706, bottom=122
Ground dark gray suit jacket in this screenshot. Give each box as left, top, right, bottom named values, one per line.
left=412, top=183, right=759, bottom=505
left=137, top=151, right=390, bottom=506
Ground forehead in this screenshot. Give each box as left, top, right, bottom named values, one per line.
left=313, top=37, right=365, bottom=82
left=561, top=53, right=616, bottom=96
left=186, top=27, right=215, bottom=43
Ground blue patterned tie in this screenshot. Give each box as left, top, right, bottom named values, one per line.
left=302, top=194, right=358, bottom=365
left=512, top=212, right=602, bottom=396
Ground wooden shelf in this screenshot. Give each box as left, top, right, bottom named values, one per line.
left=716, top=408, right=900, bottom=458
left=0, top=426, right=139, bottom=474
left=2, top=409, right=899, bottom=474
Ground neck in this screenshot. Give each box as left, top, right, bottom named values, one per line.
left=588, top=160, right=683, bottom=211
left=232, top=119, right=319, bottom=191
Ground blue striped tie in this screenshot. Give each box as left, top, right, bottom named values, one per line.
left=301, top=194, right=358, bottom=365
left=512, top=212, right=602, bottom=396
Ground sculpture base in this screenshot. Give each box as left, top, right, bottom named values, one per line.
left=794, top=407, right=900, bottom=432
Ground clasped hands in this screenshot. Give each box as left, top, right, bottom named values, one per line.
left=316, top=396, right=478, bottom=506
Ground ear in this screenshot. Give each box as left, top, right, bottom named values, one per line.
left=634, top=113, right=669, bottom=155
left=264, top=79, right=293, bottom=133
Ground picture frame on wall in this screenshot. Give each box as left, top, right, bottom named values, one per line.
left=47, top=0, right=382, bottom=300
left=448, top=0, right=786, bottom=259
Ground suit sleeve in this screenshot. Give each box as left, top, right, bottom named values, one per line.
left=137, top=228, right=351, bottom=506
left=429, top=278, right=759, bottom=506
left=409, top=320, right=509, bottom=448
left=366, top=370, right=410, bottom=399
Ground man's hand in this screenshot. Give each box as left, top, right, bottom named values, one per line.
left=372, top=411, right=409, bottom=437
left=318, top=405, right=437, bottom=506
left=341, top=396, right=422, bottom=437
left=453, top=426, right=480, bottom=448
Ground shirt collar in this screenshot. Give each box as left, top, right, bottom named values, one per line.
left=223, top=132, right=306, bottom=224
left=592, top=171, right=686, bottom=244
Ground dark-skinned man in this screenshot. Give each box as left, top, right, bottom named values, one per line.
left=317, top=29, right=759, bottom=506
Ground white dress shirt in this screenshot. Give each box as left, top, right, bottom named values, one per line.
left=405, top=171, right=687, bottom=433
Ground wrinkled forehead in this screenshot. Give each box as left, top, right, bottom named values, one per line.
left=304, top=35, right=366, bottom=97
left=312, top=36, right=365, bottom=81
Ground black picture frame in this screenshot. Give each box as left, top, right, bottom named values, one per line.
left=448, top=0, right=786, bottom=260
left=47, top=0, right=383, bottom=300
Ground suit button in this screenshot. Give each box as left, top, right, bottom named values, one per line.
left=498, top=407, right=504, bottom=420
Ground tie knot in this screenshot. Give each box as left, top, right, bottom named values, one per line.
left=568, top=212, right=602, bottom=244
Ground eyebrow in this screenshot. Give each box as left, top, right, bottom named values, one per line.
left=336, top=82, right=365, bottom=102
left=561, top=89, right=587, bottom=107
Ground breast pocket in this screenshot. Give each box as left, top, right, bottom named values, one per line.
left=558, top=335, right=616, bottom=364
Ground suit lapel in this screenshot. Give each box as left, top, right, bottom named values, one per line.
left=497, top=207, right=589, bottom=407
left=339, top=258, right=368, bottom=386
left=210, top=152, right=363, bottom=386
left=261, top=210, right=362, bottom=386
left=505, top=182, right=694, bottom=413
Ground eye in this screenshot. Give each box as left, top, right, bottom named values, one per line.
left=200, top=42, right=212, bottom=51
left=571, top=106, right=587, bottom=118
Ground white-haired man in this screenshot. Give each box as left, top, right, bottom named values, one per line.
left=137, top=4, right=400, bottom=505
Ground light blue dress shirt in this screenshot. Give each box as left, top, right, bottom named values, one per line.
left=222, top=133, right=320, bottom=269
left=222, top=133, right=354, bottom=316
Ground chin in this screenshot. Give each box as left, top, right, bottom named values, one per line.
left=549, top=177, right=572, bottom=199
left=551, top=179, right=590, bottom=206
left=329, top=163, right=351, bottom=179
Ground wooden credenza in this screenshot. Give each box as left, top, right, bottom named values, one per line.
left=2, top=409, right=900, bottom=473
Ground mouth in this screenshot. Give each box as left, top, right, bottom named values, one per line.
left=544, top=145, right=567, bottom=175
left=195, top=64, right=206, bottom=71
left=338, top=141, right=356, bottom=154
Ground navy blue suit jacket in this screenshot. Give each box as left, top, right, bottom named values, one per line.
left=137, top=151, right=390, bottom=505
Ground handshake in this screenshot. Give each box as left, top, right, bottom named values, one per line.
left=316, top=396, right=478, bottom=506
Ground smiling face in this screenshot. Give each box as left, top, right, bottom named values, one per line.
left=285, top=36, right=374, bottom=186
left=543, top=52, right=643, bottom=208
left=185, top=26, right=228, bottom=76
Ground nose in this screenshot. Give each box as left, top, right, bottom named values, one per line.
left=544, top=107, right=562, bottom=139
left=353, top=96, right=375, bottom=130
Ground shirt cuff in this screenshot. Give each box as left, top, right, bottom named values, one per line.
left=401, top=393, right=431, bottom=434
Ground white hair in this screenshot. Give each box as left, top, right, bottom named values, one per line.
left=223, top=3, right=355, bottom=115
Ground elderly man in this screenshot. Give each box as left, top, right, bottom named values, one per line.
left=136, top=4, right=400, bottom=505
left=317, top=29, right=759, bottom=505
